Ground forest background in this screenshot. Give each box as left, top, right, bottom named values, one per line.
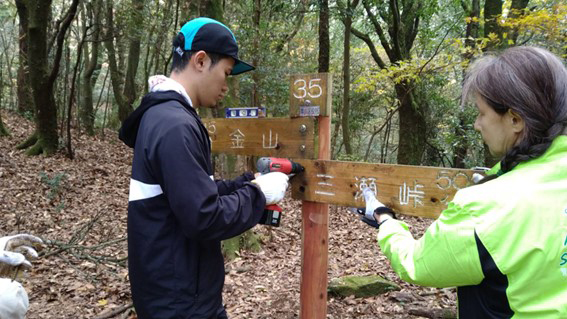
left=0, top=0, right=565, bottom=318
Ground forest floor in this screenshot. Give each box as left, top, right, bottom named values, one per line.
left=0, top=110, right=457, bottom=319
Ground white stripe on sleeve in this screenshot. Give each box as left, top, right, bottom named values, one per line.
left=129, top=178, right=163, bottom=202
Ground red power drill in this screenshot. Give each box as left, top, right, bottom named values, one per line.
left=256, top=157, right=304, bottom=227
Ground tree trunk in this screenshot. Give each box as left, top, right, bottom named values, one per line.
left=0, top=114, right=7, bottom=137
left=341, top=0, right=359, bottom=156
left=318, top=0, right=330, bottom=73
left=122, top=0, right=143, bottom=116
left=161, top=0, right=177, bottom=75
left=103, top=0, right=144, bottom=124
left=59, top=44, right=70, bottom=137
left=80, top=0, right=102, bottom=135
left=508, top=0, right=530, bottom=43
left=326, top=1, right=338, bottom=157
left=463, top=0, right=480, bottom=61
left=67, top=27, right=88, bottom=159
left=395, top=82, right=427, bottom=165
left=0, top=67, right=8, bottom=136
left=454, top=0, right=480, bottom=168
left=15, top=0, right=34, bottom=114
left=16, top=0, right=79, bottom=155
left=143, top=1, right=162, bottom=93
left=19, top=0, right=56, bottom=154
left=351, top=0, right=424, bottom=164
left=484, top=0, right=503, bottom=46
left=452, top=115, right=467, bottom=168
left=204, top=0, right=224, bottom=18
left=252, top=0, right=261, bottom=107
left=0, top=35, right=16, bottom=111
left=104, top=0, right=130, bottom=123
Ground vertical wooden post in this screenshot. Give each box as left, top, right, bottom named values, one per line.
left=298, top=74, right=332, bottom=318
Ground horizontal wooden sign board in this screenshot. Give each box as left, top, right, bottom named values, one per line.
left=201, top=118, right=315, bottom=158
left=291, top=159, right=479, bottom=219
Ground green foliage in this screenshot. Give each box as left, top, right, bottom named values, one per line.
left=222, top=230, right=262, bottom=261
left=500, top=3, right=567, bottom=57
left=224, top=0, right=318, bottom=112
left=104, top=105, right=122, bottom=131
left=55, top=201, right=65, bottom=213
left=0, top=2, right=15, bottom=20
left=336, top=152, right=363, bottom=162
left=39, top=171, right=67, bottom=200
left=19, top=110, right=35, bottom=122
left=0, top=120, right=8, bottom=137
left=2, top=0, right=563, bottom=168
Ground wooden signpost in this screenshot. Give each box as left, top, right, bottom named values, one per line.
left=291, top=73, right=333, bottom=319
left=208, top=72, right=476, bottom=318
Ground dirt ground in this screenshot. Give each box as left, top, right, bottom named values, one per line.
left=0, top=110, right=457, bottom=318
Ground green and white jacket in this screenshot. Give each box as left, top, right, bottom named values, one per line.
left=378, top=136, right=567, bottom=318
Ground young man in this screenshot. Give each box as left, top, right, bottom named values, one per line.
left=119, top=17, right=289, bottom=319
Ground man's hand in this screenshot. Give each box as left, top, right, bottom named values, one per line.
left=0, top=234, right=42, bottom=277
left=252, top=172, right=289, bottom=205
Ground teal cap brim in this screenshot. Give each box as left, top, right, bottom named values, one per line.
left=231, top=60, right=255, bottom=75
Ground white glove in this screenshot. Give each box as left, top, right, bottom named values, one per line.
left=252, top=172, right=289, bottom=205
left=0, top=234, right=42, bottom=277
left=362, top=187, right=386, bottom=221
left=472, top=173, right=484, bottom=184
left=0, top=278, right=29, bottom=319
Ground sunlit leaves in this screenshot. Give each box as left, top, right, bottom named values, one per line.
left=500, top=4, right=567, bottom=56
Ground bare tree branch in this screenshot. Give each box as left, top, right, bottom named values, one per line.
left=362, top=0, right=394, bottom=61
left=364, top=105, right=400, bottom=161
left=94, top=303, right=134, bottom=319
left=389, top=0, right=402, bottom=59
left=49, top=0, right=80, bottom=84
left=416, top=18, right=461, bottom=77
left=350, top=27, right=387, bottom=69
left=275, top=0, right=307, bottom=52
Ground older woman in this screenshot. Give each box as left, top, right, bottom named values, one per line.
left=364, top=46, right=567, bottom=318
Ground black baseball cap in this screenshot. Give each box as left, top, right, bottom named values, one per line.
left=176, top=17, right=254, bottom=75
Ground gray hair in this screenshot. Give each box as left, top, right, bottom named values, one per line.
left=463, top=46, right=567, bottom=175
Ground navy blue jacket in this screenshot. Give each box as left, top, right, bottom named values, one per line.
left=119, top=91, right=266, bottom=319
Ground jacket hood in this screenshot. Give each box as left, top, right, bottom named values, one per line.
left=119, top=91, right=195, bottom=148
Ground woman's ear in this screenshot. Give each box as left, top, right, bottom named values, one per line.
left=508, top=109, right=525, bottom=134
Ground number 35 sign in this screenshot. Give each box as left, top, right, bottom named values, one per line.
left=289, top=73, right=333, bottom=118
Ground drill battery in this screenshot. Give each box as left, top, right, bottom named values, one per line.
left=258, top=204, right=282, bottom=227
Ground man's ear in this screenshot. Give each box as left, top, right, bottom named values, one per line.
left=507, top=109, right=525, bottom=134
left=191, top=51, right=209, bottom=72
